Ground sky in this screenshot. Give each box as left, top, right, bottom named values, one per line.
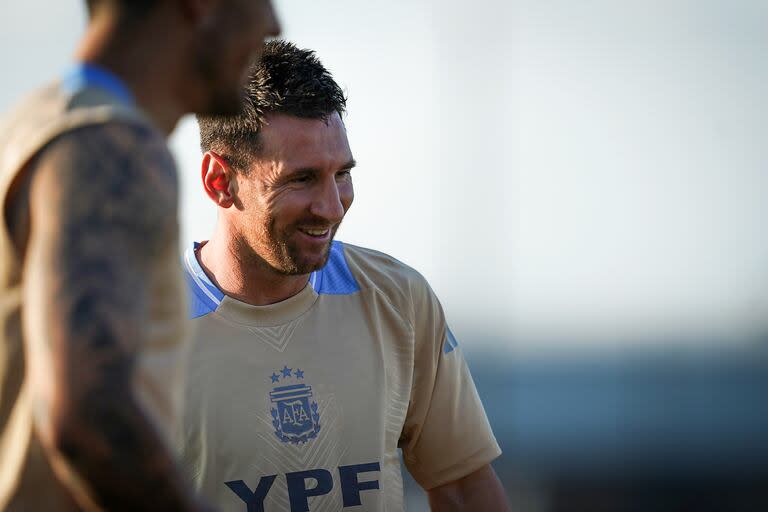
left=2, top=0, right=767, bottom=353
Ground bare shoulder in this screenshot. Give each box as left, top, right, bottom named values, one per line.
left=20, top=122, right=201, bottom=512
left=29, top=121, right=178, bottom=260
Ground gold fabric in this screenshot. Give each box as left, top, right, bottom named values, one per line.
left=180, top=243, right=500, bottom=511
left=0, top=81, right=189, bottom=510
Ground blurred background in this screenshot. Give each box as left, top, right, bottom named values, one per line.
left=3, top=1, right=768, bottom=510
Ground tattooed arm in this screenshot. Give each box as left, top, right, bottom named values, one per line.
left=21, top=123, right=209, bottom=511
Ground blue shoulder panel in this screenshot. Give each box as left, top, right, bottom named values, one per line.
left=183, top=244, right=225, bottom=319
left=309, top=241, right=360, bottom=295
left=444, top=327, right=459, bottom=354
left=62, top=63, right=135, bottom=106
left=184, top=240, right=359, bottom=319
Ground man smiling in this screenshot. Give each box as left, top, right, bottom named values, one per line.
left=0, top=1, right=279, bottom=510
left=180, top=40, right=510, bottom=511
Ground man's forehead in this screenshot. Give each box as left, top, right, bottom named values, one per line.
left=258, top=112, right=351, bottom=162
left=262, top=111, right=346, bottom=135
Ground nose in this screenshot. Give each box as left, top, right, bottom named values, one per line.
left=309, top=177, right=345, bottom=224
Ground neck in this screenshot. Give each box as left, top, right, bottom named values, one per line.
left=75, top=12, right=187, bottom=135
left=198, top=225, right=310, bottom=306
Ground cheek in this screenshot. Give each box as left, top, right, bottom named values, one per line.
left=340, top=183, right=354, bottom=211
left=264, top=191, right=308, bottom=226
left=215, top=19, right=257, bottom=71
left=234, top=3, right=273, bottom=48
left=237, top=186, right=272, bottom=227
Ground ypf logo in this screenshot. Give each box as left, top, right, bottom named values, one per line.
left=269, top=366, right=320, bottom=444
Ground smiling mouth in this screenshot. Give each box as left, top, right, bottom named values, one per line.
left=298, top=227, right=331, bottom=237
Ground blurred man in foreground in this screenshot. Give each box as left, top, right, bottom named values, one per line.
left=0, top=0, right=279, bottom=509
left=180, top=40, right=511, bottom=511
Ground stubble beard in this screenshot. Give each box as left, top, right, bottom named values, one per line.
left=268, top=223, right=340, bottom=276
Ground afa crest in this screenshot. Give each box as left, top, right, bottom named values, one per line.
left=269, top=366, right=320, bottom=444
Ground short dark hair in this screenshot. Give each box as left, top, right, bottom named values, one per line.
left=198, top=40, right=347, bottom=173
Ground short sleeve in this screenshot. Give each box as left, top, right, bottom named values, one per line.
left=399, top=277, right=501, bottom=490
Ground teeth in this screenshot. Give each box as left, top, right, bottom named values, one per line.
left=303, top=228, right=328, bottom=236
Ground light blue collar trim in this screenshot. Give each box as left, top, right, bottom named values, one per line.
left=62, top=63, right=135, bottom=106
left=184, top=244, right=225, bottom=304
left=310, top=241, right=360, bottom=295
left=183, top=240, right=360, bottom=321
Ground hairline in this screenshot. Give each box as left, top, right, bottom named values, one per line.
left=217, top=109, right=346, bottom=174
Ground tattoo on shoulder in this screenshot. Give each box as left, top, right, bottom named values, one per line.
left=35, top=121, right=179, bottom=364
left=27, top=123, right=193, bottom=510
left=55, top=123, right=177, bottom=249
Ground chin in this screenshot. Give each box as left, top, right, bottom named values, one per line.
left=289, top=251, right=332, bottom=275
left=295, top=258, right=329, bottom=275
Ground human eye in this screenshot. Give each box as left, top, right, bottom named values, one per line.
left=289, top=173, right=313, bottom=184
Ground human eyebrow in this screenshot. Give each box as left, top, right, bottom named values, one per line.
left=285, top=159, right=356, bottom=180
left=283, top=168, right=318, bottom=182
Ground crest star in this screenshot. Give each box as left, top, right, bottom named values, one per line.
left=270, top=373, right=280, bottom=383
left=295, top=368, right=305, bottom=379
left=281, top=365, right=292, bottom=377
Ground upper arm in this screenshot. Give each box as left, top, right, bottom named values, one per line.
left=21, top=122, right=177, bottom=444
left=399, top=275, right=501, bottom=489
left=426, top=464, right=511, bottom=511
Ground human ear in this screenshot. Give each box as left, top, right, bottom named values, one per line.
left=201, top=151, right=236, bottom=208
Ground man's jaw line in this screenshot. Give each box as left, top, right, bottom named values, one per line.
left=209, top=220, right=343, bottom=304
left=202, top=233, right=304, bottom=299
